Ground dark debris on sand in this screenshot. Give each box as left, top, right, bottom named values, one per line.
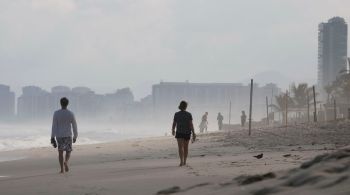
left=156, top=186, right=181, bottom=195
left=155, top=147, right=350, bottom=195
left=252, top=147, right=350, bottom=194
left=234, top=172, right=276, bottom=185
left=156, top=183, right=211, bottom=195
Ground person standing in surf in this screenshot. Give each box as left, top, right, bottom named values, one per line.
left=51, top=97, right=78, bottom=173
left=199, top=112, right=208, bottom=133
left=217, top=112, right=224, bottom=130
left=241, top=110, right=247, bottom=127
left=172, top=101, right=196, bottom=166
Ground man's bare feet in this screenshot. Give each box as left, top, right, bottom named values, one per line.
left=60, top=170, right=64, bottom=174
left=179, top=163, right=183, bottom=167
left=64, top=162, right=69, bottom=172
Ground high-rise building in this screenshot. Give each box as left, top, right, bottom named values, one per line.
left=0, top=84, right=15, bottom=120
left=17, top=86, right=50, bottom=120
left=318, top=17, right=348, bottom=99
left=152, top=81, right=280, bottom=123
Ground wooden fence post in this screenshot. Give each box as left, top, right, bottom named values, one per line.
left=285, top=90, right=288, bottom=126
left=313, top=86, right=317, bottom=122
left=266, top=96, right=269, bottom=126
left=229, top=101, right=232, bottom=125
left=307, top=93, right=310, bottom=123
left=333, top=97, right=337, bottom=121
left=248, top=79, right=253, bottom=136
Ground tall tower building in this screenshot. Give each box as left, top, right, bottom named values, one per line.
left=0, top=84, right=15, bottom=120
left=318, top=17, right=348, bottom=99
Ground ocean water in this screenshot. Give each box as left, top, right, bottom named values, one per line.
left=0, top=123, right=167, bottom=152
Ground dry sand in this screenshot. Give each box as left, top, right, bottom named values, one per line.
left=0, top=122, right=349, bottom=195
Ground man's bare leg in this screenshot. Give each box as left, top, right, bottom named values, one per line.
left=177, top=138, right=184, bottom=166
left=183, top=140, right=190, bottom=165
left=64, top=151, right=71, bottom=172
left=58, top=150, right=64, bottom=173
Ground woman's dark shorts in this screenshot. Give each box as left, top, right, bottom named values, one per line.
left=56, top=137, right=73, bottom=152
left=175, top=132, right=191, bottom=140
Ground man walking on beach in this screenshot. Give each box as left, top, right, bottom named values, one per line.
left=241, top=110, right=246, bottom=127
left=51, top=97, right=78, bottom=173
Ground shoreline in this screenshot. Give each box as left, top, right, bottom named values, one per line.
left=0, top=156, right=27, bottom=163
left=0, top=132, right=168, bottom=153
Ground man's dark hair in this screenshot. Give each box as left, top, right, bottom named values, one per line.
left=178, top=101, right=188, bottom=111
left=60, top=97, right=69, bottom=108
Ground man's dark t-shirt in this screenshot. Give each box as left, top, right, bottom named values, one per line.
left=174, top=111, right=193, bottom=134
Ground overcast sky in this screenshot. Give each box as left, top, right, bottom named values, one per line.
left=0, top=0, right=349, bottom=99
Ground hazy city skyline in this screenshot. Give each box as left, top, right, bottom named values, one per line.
left=0, top=0, right=349, bottom=99
left=0, top=81, right=279, bottom=125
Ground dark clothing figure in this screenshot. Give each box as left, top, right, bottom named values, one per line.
left=241, top=111, right=247, bottom=127
left=199, top=112, right=208, bottom=133
left=217, top=112, right=224, bottom=130
left=172, top=101, right=196, bottom=167
left=173, top=110, right=193, bottom=139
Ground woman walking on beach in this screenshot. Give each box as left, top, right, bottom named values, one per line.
left=172, top=101, right=196, bottom=166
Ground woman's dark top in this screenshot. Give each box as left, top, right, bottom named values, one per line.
left=173, top=110, right=193, bottom=134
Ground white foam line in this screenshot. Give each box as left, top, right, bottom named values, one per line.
left=0, top=176, right=9, bottom=178
left=0, top=156, right=26, bottom=163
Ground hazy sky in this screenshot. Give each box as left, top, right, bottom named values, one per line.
left=0, top=0, right=349, bottom=99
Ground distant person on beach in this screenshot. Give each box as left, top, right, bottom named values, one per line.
left=241, top=110, right=247, bottom=127
left=172, top=101, right=196, bottom=166
left=217, top=112, right=224, bottom=130
left=199, top=112, right=208, bottom=133
left=51, top=97, right=78, bottom=173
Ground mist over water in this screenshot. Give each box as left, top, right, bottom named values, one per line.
left=0, top=122, right=169, bottom=152
left=0, top=111, right=239, bottom=152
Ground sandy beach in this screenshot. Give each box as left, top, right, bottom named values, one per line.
left=0, top=122, right=350, bottom=195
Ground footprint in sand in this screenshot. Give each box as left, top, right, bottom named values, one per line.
left=186, top=166, right=200, bottom=176
left=188, top=171, right=200, bottom=176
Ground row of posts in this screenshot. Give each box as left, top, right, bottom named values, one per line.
left=229, top=79, right=340, bottom=136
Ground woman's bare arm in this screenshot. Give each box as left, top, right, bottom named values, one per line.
left=190, top=120, right=196, bottom=142
left=190, top=120, right=194, bottom=133
left=172, top=121, right=176, bottom=135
